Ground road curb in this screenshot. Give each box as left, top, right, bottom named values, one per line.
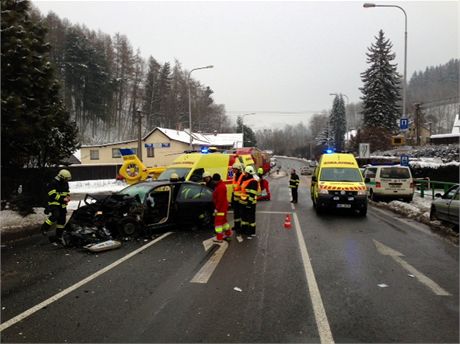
left=1, top=224, right=42, bottom=243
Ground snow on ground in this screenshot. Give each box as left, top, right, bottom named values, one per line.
left=70, top=179, right=128, bottom=194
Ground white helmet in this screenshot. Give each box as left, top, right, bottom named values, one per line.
left=232, top=162, right=242, bottom=170
left=57, top=169, right=72, bottom=181
left=245, top=166, right=255, bottom=175
left=202, top=171, right=212, bottom=178
left=170, top=173, right=179, bottom=181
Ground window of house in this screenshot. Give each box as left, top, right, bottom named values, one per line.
left=112, top=148, right=121, bottom=158
left=147, top=146, right=154, bottom=157
left=90, top=149, right=99, bottom=160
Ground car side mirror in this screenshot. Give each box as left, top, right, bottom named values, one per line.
left=435, top=193, right=442, bottom=198
left=364, top=177, right=370, bottom=183
left=312, top=176, right=317, bottom=182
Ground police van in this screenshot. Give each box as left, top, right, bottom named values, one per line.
left=310, top=153, right=368, bottom=216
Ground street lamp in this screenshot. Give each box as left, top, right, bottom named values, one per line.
left=188, top=65, right=214, bottom=149
left=363, top=2, right=408, bottom=119
left=241, top=113, right=255, bottom=147
left=136, top=109, right=143, bottom=161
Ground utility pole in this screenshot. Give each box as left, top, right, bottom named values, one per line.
left=414, top=103, right=421, bottom=146
left=137, top=109, right=143, bottom=161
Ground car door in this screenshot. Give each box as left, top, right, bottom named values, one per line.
left=437, top=186, right=458, bottom=221
left=143, top=185, right=172, bottom=226
left=448, top=187, right=459, bottom=224
left=175, top=183, right=212, bottom=225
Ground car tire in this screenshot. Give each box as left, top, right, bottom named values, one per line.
left=315, top=203, right=324, bottom=214
left=118, top=217, right=139, bottom=237
left=405, top=196, right=413, bottom=203
left=370, top=190, right=379, bottom=202
left=198, top=210, right=213, bottom=231
left=357, top=206, right=367, bottom=217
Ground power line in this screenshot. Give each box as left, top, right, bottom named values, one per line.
left=226, top=110, right=324, bottom=116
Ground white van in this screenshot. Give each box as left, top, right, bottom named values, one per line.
left=364, top=165, right=414, bottom=202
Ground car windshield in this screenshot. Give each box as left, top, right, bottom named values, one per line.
left=380, top=167, right=411, bottom=179
left=117, top=183, right=151, bottom=203
left=158, top=168, right=191, bottom=181
left=320, top=168, right=363, bottom=182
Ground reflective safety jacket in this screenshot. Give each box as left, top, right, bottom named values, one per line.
left=239, top=176, right=258, bottom=206
left=47, top=177, right=70, bottom=208
left=232, top=171, right=244, bottom=201
left=289, top=173, right=300, bottom=189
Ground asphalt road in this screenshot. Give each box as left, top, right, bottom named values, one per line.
left=1, top=157, right=458, bottom=343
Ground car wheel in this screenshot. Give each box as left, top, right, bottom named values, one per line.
left=118, top=217, right=139, bottom=237
left=357, top=206, right=367, bottom=217
left=315, top=203, right=323, bottom=214
left=430, top=206, right=437, bottom=221
left=370, top=190, right=378, bottom=202
left=198, top=210, right=213, bottom=230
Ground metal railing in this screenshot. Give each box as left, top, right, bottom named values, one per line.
left=415, top=178, right=458, bottom=199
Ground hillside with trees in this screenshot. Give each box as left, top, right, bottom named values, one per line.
left=33, top=7, right=231, bottom=144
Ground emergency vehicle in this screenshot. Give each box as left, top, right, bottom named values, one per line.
left=227, top=147, right=271, bottom=174
left=157, top=151, right=255, bottom=201
left=310, top=153, right=368, bottom=216
left=118, top=149, right=166, bottom=184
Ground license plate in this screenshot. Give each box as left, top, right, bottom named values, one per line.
left=337, top=204, right=351, bottom=208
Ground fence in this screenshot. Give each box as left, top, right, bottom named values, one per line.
left=415, top=179, right=458, bottom=199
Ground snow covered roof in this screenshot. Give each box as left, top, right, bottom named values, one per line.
left=452, top=114, right=460, bottom=134
left=430, top=133, right=460, bottom=139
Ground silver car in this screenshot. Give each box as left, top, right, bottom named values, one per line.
left=430, top=184, right=459, bottom=227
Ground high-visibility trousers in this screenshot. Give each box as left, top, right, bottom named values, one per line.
left=241, top=204, right=256, bottom=236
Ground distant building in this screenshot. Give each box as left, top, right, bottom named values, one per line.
left=79, top=127, right=243, bottom=166
left=430, top=114, right=460, bottom=145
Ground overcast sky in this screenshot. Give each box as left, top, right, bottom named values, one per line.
left=33, top=0, right=458, bottom=130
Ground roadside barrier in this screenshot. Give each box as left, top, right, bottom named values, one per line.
left=415, top=179, right=458, bottom=199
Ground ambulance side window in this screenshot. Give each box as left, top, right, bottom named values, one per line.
left=189, top=168, right=204, bottom=182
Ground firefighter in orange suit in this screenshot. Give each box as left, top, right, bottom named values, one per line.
left=239, top=166, right=259, bottom=237
left=231, top=162, right=244, bottom=235
left=212, top=173, right=231, bottom=242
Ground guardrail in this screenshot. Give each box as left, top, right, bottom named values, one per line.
left=415, top=179, right=458, bottom=199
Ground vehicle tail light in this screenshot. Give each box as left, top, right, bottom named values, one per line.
left=410, top=182, right=414, bottom=188
left=376, top=182, right=381, bottom=188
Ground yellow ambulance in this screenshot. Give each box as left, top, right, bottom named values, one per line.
left=310, top=153, right=368, bottom=216
left=157, top=152, right=255, bottom=201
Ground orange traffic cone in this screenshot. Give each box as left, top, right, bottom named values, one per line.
left=284, top=214, right=292, bottom=229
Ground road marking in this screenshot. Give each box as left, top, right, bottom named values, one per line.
left=257, top=210, right=293, bottom=214
left=190, top=237, right=229, bottom=283
left=293, top=213, right=334, bottom=344
left=291, top=203, right=295, bottom=210
left=0, top=232, right=174, bottom=332
left=373, top=239, right=451, bottom=296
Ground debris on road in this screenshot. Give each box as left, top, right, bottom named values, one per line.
left=377, top=284, right=389, bottom=288
left=85, top=240, right=121, bottom=252
left=233, top=287, right=242, bottom=292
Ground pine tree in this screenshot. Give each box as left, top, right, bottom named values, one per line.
left=329, top=95, right=347, bottom=151
left=1, top=0, right=79, bottom=168
left=360, top=30, right=401, bottom=133
left=236, top=116, right=257, bottom=147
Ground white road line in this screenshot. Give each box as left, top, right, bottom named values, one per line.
left=291, top=203, right=295, bottom=210
left=293, top=213, right=334, bottom=344
left=0, top=232, right=174, bottom=332
left=190, top=238, right=228, bottom=283
left=373, top=239, right=451, bottom=296
left=257, top=210, right=293, bottom=214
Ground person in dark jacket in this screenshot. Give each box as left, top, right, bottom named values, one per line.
left=289, top=169, right=300, bottom=203
left=239, top=166, right=259, bottom=237
left=41, top=169, right=72, bottom=245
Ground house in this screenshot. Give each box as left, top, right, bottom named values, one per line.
left=80, top=127, right=243, bottom=166
left=430, top=114, right=460, bottom=145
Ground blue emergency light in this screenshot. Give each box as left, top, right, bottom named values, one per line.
left=200, top=146, right=209, bottom=154
left=325, top=148, right=335, bottom=154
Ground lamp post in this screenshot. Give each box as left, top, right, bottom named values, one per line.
left=363, top=2, right=408, bottom=119
left=241, top=113, right=255, bottom=147
left=136, top=108, right=143, bottom=161
left=188, top=65, right=214, bottom=149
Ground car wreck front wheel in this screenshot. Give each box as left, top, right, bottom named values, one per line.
left=118, top=217, right=140, bottom=237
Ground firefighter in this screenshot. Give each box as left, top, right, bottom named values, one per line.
left=289, top=169, right=300, bottom=203
left=170, top=173, right=180, bottom=182
left=202, top=171, right=215, bottom=190
left=240, top=166, right=258, bottom=237
left=257, top=167, right=271, bottom=201
left=231, top=162, right=244, bottom=236
left=212, top=173, right=231, bottom=242
left=41, top=169, right=72, bottom=245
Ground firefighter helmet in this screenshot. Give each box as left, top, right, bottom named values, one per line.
left=245, top=166, right=255, bottom=175
left=57, top=169, right=72, bottom=181
left=202, top=171, right=212, bottom=179
left=170, top=173, right=179, bottom=181
left=232, top=162, right=242, bottom=170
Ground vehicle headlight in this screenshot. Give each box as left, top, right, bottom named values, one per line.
left=357, top=190, right=367, bottom=196
left=319, top=189, right=329, bottom=194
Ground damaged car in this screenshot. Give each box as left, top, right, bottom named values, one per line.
left=64, top=181, right=215, bottom=246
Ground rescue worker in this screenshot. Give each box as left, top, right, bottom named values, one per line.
left=41, top=169, right=71, bottom=245
left=289, top=169, right=300, bottom=203
left=257, top=167, right=271, bottom=201
left=202, top=171, right=215, bottom=190
left=231, top=162, right=244, bottom=236
left=212, top=173, right=231, bottom=242
left=240, top=166, right=258, bottom=237
left=170, top=172, right=180, bottom=182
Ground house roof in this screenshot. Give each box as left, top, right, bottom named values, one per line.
left=82, top=127, right=243, bottom=148
left=452, top=114, right=459, bottom=134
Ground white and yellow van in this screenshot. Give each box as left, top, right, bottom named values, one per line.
left=310, top=153, right=368, bottom=216
left=158, top=152, right=255, bottom=201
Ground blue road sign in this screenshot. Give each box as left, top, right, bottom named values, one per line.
left=400, top=155, right=409, bottom=166
left=400, top=118, right=409, bottom=130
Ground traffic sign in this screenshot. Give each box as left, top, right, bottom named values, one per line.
left=400, top=155, right=409, bottom=166
left=400, top=118, right=409, bottom=130
left=359, top=143, right=370, bottom=158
